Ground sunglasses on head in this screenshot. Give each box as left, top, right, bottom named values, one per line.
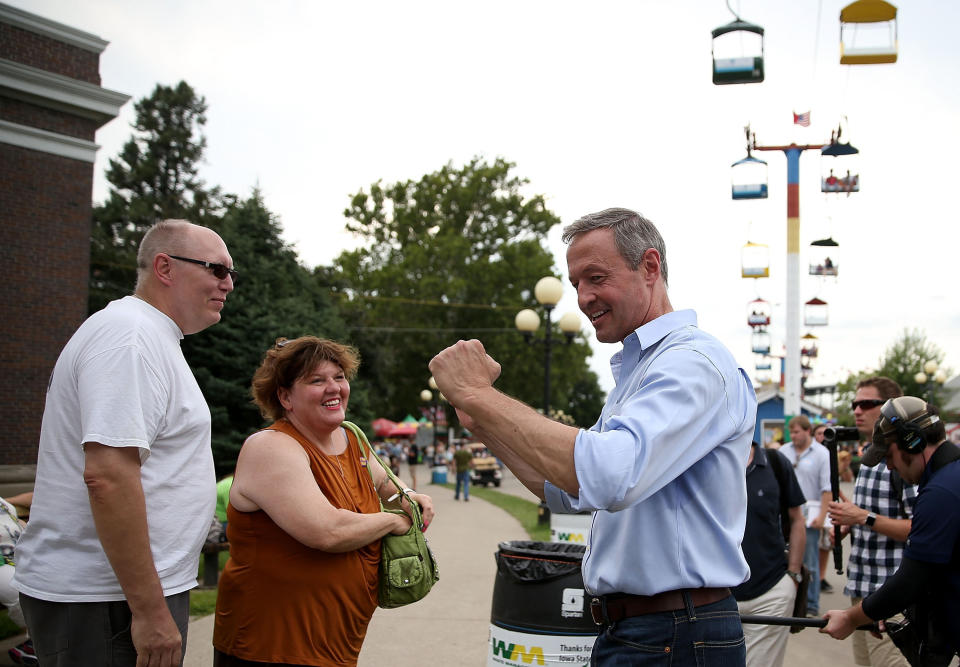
left=168, top=255, right=238, bottom=283
left=851, top=399, right=885, bottom=411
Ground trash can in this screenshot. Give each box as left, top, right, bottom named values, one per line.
left=488, top=541, right=598, bottom=666
left=431, top=465, right=447, bottom=484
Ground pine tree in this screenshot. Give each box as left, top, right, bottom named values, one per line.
left=89, top=81, right=220, bottom=313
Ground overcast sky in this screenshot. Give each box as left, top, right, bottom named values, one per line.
left=16, top=0, right=960, bottom=402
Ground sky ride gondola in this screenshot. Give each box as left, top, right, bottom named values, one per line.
left=747, top=299, right=770, bottom=328
left=801, top=332, right=819, bottom=360
left=711, top=14, right=765, bottom=85
left=809, top=237, right=839, bottom=276
left=840, top=0, right=898, bottom=65
left=751, top=330, right=771, bottom=355
left=733, top=125, right=768, bottom=200
left=742, top=241, right=770, bottom=278
left=732, top=156, right=769, bottom=199
left=804, top=298, right=829, bottom=327
left=822, top=126, right=860, bottom=194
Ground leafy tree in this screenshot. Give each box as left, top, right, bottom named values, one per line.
left=326, top=157, right=603, bottom=426
left=182, top=191, right=366, bottom=473
left=89, top=81, right=221, bottom=313
left=832, top=328, right=949, bottom=426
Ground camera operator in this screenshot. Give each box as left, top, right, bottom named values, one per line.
left=820, top=396, right=960, bottom=660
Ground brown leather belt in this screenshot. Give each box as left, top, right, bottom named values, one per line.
left=590, top=587, right=731, bottom=625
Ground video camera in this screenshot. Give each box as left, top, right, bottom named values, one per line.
left=821, top=425, right=861, bottom=574
left=823, top=426, right=860, bottom=442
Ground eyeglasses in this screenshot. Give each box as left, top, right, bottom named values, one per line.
left=851, top=399, right=885, bottom=411
left=168, top=255, right=238, bottom=283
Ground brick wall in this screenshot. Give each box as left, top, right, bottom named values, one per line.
left=0, top=143, right=92, bottom=464
left=0, top=22, right=100, bottom=84
left=0, top=97, right=99, bottom=140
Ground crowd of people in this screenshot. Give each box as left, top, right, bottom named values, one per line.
left=6, top=211, right=958, bottom=666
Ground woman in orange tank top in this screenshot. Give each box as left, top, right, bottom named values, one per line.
left=213, top=337, right=435, bottom=666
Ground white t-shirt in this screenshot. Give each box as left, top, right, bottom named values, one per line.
left=779, top=440, right=832, bottom=527
left=13, top=296, right=216, bottom=602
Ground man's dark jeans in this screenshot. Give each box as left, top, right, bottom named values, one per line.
left=591, top=593, right=745, bottom=666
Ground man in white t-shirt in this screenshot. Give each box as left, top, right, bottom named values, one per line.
left=13, top=220, right=236, bottom=667
left=778, top=415, right=831, bottom=616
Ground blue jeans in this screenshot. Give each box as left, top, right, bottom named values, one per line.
left=591, top=594, right=745, bottom=666
left=804, top=526, right=821, bottom=614
left=454, top=470, right=470, bottom=500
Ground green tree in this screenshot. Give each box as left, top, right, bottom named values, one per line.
left=182, top=191, right=365, bottom=472
left=833, top=328, right=949, bottom=426
left=327, top=157, right=603, bottom=426
left=89, top=81, right=221, bottom=313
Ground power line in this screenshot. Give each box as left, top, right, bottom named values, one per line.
left=330, top=290, right=526, bottom=312
left=345, top=326, right=519, bottom=334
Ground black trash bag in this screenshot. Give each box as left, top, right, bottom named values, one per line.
left=495, top=540, right=586, bottom=583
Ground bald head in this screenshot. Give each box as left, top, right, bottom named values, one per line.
left=133, top=220, right=234, bottom=334
left=136, top=219, right=196, bottom=291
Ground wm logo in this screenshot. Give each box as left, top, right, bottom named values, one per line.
left=491, top=638, right=546, bottom=665
left=556, top=531, right=585, bottom=543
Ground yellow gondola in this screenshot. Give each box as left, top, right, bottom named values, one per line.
left=840, top=0, right=898, bottom=65
left=741, top=241, right=770, bottom=278
left=801, top=333, right=819, bottom=360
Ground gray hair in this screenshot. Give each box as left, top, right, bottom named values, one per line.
left=135, top=219, right=193, bottom=291
left=560, top=208, right=668, bottom=286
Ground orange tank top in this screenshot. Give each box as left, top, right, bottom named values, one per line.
left=213, top=420, right=381, bottom=666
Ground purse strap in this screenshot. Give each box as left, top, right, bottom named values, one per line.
left=342, top=421, right=424, bottom=529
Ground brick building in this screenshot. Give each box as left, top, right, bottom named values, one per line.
left=0, top=2, right=128, bottom=481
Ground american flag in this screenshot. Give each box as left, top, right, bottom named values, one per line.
left=793, top=111, right=811, bottom=127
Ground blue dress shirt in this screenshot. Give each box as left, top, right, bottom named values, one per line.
left=545, top=310, right=756, bottom=596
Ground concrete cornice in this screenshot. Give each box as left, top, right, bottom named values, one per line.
left=0, top=58, right=130, bottom=126
left=0, top=118, right=99, bottom=162
left=0, top=2, right=108, bottom=53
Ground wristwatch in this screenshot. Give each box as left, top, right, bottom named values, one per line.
left=864, top=512, right=877, bottom=527
left=787, top=570, right=803, bottom=585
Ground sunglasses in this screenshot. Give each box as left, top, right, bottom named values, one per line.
left=168, top=255, right=238, bottom=283
left=851, top=399, right=885, bottom=411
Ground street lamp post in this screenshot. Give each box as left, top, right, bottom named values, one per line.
left=516, top=277, right=581, bottom=527
left=913, top=359, right=947, bottom=403
left=421, top=379, right=442, bottom=453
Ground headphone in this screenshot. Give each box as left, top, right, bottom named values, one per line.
left=880, top=399, right=938, bottom=454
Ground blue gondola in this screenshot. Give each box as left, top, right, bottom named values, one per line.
left=732, top=156, right=768, bottom=199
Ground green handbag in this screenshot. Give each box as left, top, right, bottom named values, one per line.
left=343, top=421, right=439, bottom=608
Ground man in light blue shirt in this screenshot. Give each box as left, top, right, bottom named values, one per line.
left=431, top=208, right=757, bottom=665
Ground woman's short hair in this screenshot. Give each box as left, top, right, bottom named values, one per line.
left=251, top=336, right=360, bottom=421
